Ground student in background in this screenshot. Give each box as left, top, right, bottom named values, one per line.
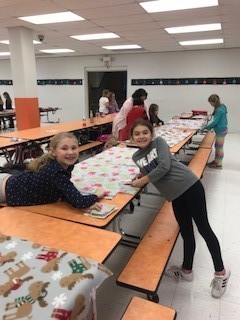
left=204, top=94, right=228, bottom=170
left=0, top=94, right=6, bottom=129
left=130, top=119, right=230, bottom=299
left=118, top=98, right=149, bottom=141
left=0, top=95, right=4, bottom=110
left=99, top=89, right=110, bottom=114
left=3, top=92, right=14, bottom=128
left=149, top=103, right=164, bottom=126
left=108, top=92, right=119, bottom=114
left=0, top=132, right=105, bottom=211
left=103, top=136, right=119, bottom=150
left=112, top=88, right=148, bottom=138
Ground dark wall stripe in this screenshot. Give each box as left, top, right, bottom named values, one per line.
left=132, top=77, right=240, bottom=85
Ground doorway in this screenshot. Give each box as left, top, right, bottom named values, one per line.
left=87, top=71, right=127, bottom=115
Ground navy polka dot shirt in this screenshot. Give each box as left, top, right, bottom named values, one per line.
left=5, top=160, right=98, bottom=208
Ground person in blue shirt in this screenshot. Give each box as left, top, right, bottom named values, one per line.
left=0, top=132, right=105, bottom=211
left=204, top=94, right=228, bottom=169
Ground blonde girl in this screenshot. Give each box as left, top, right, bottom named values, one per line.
left=1, top=132, right=104, bottom=210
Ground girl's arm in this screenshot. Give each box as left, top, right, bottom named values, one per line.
left=159, top=118, right=164, bottom=125
left=131, top=174, right=150, bottom=188
left=55, top=172, right=102, bottom=209
left=205, top=108, right=223, bottom=130
left=105, top=99, right=110, bottom=108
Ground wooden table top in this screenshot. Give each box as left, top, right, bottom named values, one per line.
left=170, top=129, right=196, bottom=154
left=122, top=296, right=176, bottom=320
left=0, top=110, right=15, bottom=116
left=0, top=115, right=115, bottom=140
left=124, top=129, right=196, bottom=154
left=0, top=136, right=29, bottom=148
left=0, top=124, right=62, bottom=140
left=0, top=207, right=121, bottom=263
left=11, top=191, right=139, bottom=228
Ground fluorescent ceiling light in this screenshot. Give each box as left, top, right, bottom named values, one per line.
left=179, top=39, right=223, bottom=46
left=165, top=23, right=221, bottom=34
left=102, top=44, right=141, bottom=50
left=0, top=40, right=9, bottom=44
left=39, top=49, right=75, bottom=53
left=0, top=52, right=10, bottom=56
left=71, top=33, right=119, bottom=41
left=140, top=0, right=218, bottom=13
left=0, top=40, right=41, bottom=44
left=18, top=11, right=84, bottom=24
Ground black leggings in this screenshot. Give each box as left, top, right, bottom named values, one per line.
left=172, top=180, right=224, bottom=272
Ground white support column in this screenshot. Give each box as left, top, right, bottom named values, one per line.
left=8, top=26, right=40, bottom=129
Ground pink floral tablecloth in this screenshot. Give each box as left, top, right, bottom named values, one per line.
left=72, top=147, right=140, bottom=199
left=154, top=126, right=194, bottom=147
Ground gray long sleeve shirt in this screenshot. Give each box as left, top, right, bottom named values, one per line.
left=132, top=136, right=198, bottom=201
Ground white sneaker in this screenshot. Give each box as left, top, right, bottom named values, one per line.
left=165, top=266, right=193, bottom=282
left=210, top=267, right=231, bottom=298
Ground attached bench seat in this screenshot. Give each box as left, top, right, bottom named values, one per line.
left=188, top=147, right=212, bottom=178
left=121, top=296, right=177, bottom=320
left=117, top=201, right=178, bottom=301
left=117, top=145, right=212, bottom=302
left=78, top=140, right=103, bottom=154
left=199, top=132, right=215, bottom=149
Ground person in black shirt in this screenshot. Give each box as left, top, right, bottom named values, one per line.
left=0, top=94, right=6, bottom=129
left=3, top=92, right=14, bottom=128
left=149, top=103, right=164, bottom=127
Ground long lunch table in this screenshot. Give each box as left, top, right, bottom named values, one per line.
left=0, top=207, right=121, bottom=263
left=0, top=115, right=115, bottom=163
left=0, top=207, right=120, bottom=319
left=5, top=127, right=196, bottom=228
left=7, top=146, right=140, bottom=228
left=39, top=106, right=61, bottom=123
left=12, top=193, right=139, bottom=229
left=0, top=115, right=115, bottom=141
left=0, top=109, right=16, bottom=118
left=169, top=129, right=196, bottom=154
left=167, top=116, right=207, bottom=130
left=125, top=126, right=196, bottom=154
left=0, top=136, right=30, bottom=163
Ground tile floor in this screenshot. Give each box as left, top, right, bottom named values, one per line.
left=96, top=133, right=240, bottom=320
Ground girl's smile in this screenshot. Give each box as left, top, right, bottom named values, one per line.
left=132, top=124, right=153, bottom=149
left=51, top=137, right=79, bottom=169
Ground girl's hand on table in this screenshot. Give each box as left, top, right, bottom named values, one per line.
left=131, top=174, right=150, bottom=188
left=83, top=202, right=103, bottom=213
left=131, top=178, right=144, bottom=188
left=95, top=188, right=105, bottom=199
